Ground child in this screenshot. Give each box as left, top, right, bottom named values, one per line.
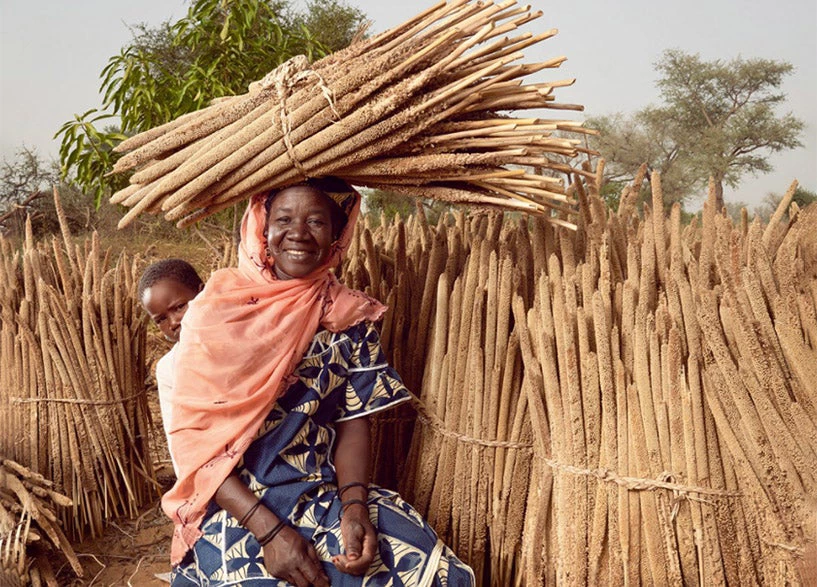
left=138, top=259, right=204, bottom=476
left=138, top=259, right=204, bottom=344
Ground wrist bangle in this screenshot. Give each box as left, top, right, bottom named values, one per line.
left=238, top=501, right=262, bottom=527
left=338, top=481, right=368, bottom=499
left=257, top=519, right=287, bottom=547
left=338, top=498, right=367, bottom=521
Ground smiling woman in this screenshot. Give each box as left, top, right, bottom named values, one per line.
left=157, top=177, right=474, bottom=586
left=264, top=185, right=340, bottom=280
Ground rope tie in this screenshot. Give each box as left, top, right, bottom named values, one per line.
left=11, top=389, right=147, bottom=406
left=259, top=55, right=340, bottom=178
left=408, top=392, right=740, bottom=502
left=409, top=392, right=534, bottom=450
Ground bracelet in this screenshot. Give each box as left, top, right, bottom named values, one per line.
left=238, top=501, right=262, bottom=527
left=338, top=481, right=368, bottom=499
left=338, top=498, right=368, bottom=521
left=257, top=519, right=287, bottom=547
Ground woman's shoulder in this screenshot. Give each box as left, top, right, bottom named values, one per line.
left=302, top=321, right=378, bottom=360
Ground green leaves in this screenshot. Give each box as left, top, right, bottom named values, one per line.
left=55, top=111, right=129, bottom=207
left=57, top=0, right=366, bottom=206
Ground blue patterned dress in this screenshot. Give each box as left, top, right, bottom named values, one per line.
left=171, top=321, right=475, bottom=586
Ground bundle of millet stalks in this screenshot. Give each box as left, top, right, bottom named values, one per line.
left=0, top=190, right=156, bottom=542
left=339, top=175, right=817, bottom=585
left=110, top=0, right=593, bottom=229
left=0, top=458, right=82, bottom=586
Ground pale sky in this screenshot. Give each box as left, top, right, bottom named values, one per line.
left=1, top=0, right=815, bottom=209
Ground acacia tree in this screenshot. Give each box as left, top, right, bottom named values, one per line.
left=589, top=109, right=697, bottom=208
left=590, top=49, right=804, bottom=210
left=57, top=0, right=366, bottom=204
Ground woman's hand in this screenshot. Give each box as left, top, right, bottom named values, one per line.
left=333, top=503, right=377, bottom=575
left=262, top=525, right=329, bottom=587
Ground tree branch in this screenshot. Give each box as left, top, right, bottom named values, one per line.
left=0, top=191, right=43, bottom=224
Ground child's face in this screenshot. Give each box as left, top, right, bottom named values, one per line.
left=141, top=278, right=199, bottom=343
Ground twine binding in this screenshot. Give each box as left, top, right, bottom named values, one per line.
left=260, top=55, right=340, bottom=179
left=409, top=392, right=740, bottom=502
left=11, top=389, right=147, bottom=406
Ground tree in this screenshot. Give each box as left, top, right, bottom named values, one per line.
left=589, top=110, right=697, bottom=209
left=57, top=0, right=367, bottom=204
left=754, top=185, right=817, bottom=222
left=364, top=189, right=450, bottom=226
left=0, top=147, right=100, bottom=237
left=0, top=147, right=57, bottom=211
left=590, top=50, right=804, bottom=210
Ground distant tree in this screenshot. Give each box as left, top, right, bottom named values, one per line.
left=57, top=0, right=367, bottom=205
left=754, top=185, right=817, bottom=222
left=589, top=111, right=696, bottom=209
left=0, top=147, right=56, bottom=211
left=0, top=147, right=98, bottom=237
left=364, top=189, right=450, bottom=226
left=290, top=0, right=367, bottom=54
left=590, top=50, right=804, bottom=211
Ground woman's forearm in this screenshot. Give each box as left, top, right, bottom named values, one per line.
left=214, top=473, right=280, bottom=537
left=334, top=417, right=371, bottom=502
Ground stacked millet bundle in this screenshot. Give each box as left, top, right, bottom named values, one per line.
left=340, top=176, right=816, bottom=585
left=0, top=190, right=157, bottom=541
left=109, top=0, right=593, bottom=228
left=0, top=458, right=82, bottom=585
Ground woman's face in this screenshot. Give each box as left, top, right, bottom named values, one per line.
left=266, top=186, right=336, bottom=280
left=141, top=278, right=200, bottom=342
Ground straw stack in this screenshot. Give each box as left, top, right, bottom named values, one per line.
left=0, top=189, right=157, bottom=540
left=0, top=458, right=82, bottom=585
left=341, top=176, right=817, bottom=585
left=109, top=0, right=593, bottom=229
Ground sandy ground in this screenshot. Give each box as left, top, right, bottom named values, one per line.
left=64, top=492, right=174, bottom=586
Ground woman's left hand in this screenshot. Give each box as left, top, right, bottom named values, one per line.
left=333, top=503, right=377, bottom=575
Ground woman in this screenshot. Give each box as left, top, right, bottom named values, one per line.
left=162, top=178, right=474, bottom=586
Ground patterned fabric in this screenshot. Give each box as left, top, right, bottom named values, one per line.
left=171, top=322, right=475, bottom=586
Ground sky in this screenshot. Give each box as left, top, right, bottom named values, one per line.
left=1, top=0, right=815, bottom=209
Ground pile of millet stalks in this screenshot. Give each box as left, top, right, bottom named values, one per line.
left=109, top=0, right=594, bottom=229
left=0, top=459, right=81, bottom=586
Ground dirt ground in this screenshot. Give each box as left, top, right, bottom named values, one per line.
left=63, top=488, right=174, bottom=586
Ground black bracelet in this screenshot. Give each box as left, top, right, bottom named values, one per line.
left=338, top=481, right=368, bottom=499
left=338, top=498, right=368, bottom=521
left=257, top=519, right=287, bottom=547
left=238, top=501, right=262, bottom=527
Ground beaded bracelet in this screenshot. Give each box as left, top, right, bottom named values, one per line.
left=338, top=481, right=368, bottom=499
left=257, top=519, right=287, bottom=547
left=338, top=498, right=368, bottom=521
left=238, top=501, right=262, bottom=527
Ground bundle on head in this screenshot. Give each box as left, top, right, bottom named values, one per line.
left=110, top=0, right=594, bottom=229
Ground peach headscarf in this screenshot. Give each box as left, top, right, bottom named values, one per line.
left=162, top=181, right=385, bottom=565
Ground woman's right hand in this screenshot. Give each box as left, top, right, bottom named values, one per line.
left=261, top=525, right=330, bottom=587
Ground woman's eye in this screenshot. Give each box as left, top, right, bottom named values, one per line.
left=155, top=316, right=166, bottom=325
left=276, top=216, right=290, bottom=224
left=309, top=219, right=325, bottom=226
